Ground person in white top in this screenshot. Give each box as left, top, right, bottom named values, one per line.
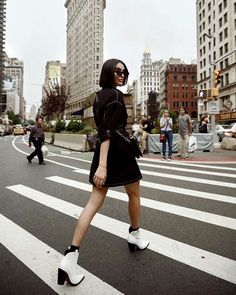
left=160, top=110, right=173, bottom=160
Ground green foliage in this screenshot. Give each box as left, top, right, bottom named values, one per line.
left=55, top=120, right=66, bottom=133
left=6, top=110, right=22, bottom=125
left=27, top=119, right=35, bottom=125
left=77, top=127, right=96, bottom=135
left=66, top=120, right=84, bottom=133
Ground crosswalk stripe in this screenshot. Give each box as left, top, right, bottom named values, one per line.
left=138, top=162, right=236, bottom=179
left=46, top=176, right=236, bottom=231
left=0, top=214, right=123, bottom=295
left=139, top=157, right=236, bottom=171
left=6, top=184, right=236, bottom=284
left=72, top=168, right=236, bottom=204
left=22, top=135, right=236, bottom=174
left=140, top=169, right=236, bottom=188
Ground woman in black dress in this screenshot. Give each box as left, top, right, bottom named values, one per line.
left=57, top=59, right=149, bottom=286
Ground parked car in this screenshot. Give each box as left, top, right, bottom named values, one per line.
left=0, top=124, right=4, bottom=136
left=215, top=124, right=232, bottom=142
left=3, top=125, right=13, bottom=135
left=13, top=124, right=25, bottom=135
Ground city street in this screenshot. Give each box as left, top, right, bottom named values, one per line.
left=1, top=134, right=236, bottom=295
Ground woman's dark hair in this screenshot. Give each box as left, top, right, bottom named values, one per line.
left=35, top=115, right=43, bottom=122
left=99, top=58, right=129, bottom=88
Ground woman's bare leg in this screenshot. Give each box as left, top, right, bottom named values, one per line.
left=72, top=185, right=108, bottom=246
left=124, top=181, right=140, bottom=229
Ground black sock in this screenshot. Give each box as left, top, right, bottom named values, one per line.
left=129, top=226, right=139, bottom=233
left=65, top=244, right=80, bottom=255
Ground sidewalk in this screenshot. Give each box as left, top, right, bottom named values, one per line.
left=144, top=145, right=236, bottom=163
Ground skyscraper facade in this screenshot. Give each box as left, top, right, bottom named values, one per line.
left=4, top=56, right=24, bottom=116
left=64, top=0, right=106, bottom=118
left=0, top=0, right=6, bottom=115
left=196, top=0, right=236, bottom=119
left=139, top=50, right=163, bottom=116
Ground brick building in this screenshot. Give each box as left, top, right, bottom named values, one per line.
left=165, top=63, right=198, bottom=119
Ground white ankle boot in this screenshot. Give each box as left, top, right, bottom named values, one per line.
left=127, top=229, right=150, bottom=252
left=58, top=250, right=85, bottom=286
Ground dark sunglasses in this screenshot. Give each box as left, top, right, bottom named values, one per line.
left=114, top=69, right=126, bottom=77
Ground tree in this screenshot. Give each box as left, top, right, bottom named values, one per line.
left=6, top=110, right=22, bottom=125
left=41, top=79, right=69, bottom=122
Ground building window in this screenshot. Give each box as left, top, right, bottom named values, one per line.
left=225, top=73, right=229, bottom=85
left=224, top=43, right=228, bottom=53
left=219, top=3, right=222, bottom=13
left=223, top=0, right=227, bottom=9
left=219, top=46, right=223, bottom=56
left=219, top=17, right=222, bottom=28
left=225, top=58, right=228, bottom=67
left=208, top=2, right=211, bottom=11
left=220, top=61, right=224, bottom=70
left=224, top=13, right=227, bottom=23
left=224, top=27, right=228, bottom=38
left=219, top=31, right=223, bottom=42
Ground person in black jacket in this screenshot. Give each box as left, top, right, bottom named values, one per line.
left=198, top=116, right=208, bottom=133
left=26, top=115, right=46, bottom=165
left=57, top=59, right=149, bottom=287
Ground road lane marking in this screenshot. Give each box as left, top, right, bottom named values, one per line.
left=46, top=176, right=236, bottom=230
left=140, top=170, right=236, bottom=188
left=6, top=184, right=236, bottom=284
left=139, top=157, right=236, bottom=171
left=71, top=168, right=236, bottom=205
left=20, top=136, right=236, bottom=173
left=0, top=214, right=123, bottom=295
left=138, top=162, right=236, bottom=179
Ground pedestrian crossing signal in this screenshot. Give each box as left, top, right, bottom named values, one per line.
left=214, top=69, right=221, bottom=88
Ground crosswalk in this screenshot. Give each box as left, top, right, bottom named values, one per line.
left=1, top=150, right=236, bottom=294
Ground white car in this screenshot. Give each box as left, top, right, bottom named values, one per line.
left=214, top=125, right=232, bottom=142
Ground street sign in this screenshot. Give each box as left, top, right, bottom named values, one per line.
left=208, top=100, right=219, bottom=114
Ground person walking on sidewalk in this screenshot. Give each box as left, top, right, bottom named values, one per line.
left=57, top=58, right=149, bottom=287
left=160, top=110, right=173, bottom=161
left=26, top=115, right=46, bottom=165
left=176, top=107, right=192, bottom=159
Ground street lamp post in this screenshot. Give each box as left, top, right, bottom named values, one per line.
left=203, top=30, right=217, bottom=145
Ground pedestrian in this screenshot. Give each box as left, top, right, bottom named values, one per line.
left=57, top=58, right=149, bottom=287
left=198, top=116, right=208, bottom=133
left=26, top=115, right=46, bottom=165
left=176, top=107, right=192, bottom=159
left=160, top=110, right=173, bottom=161
left=140, top=117, right=151, bottom=153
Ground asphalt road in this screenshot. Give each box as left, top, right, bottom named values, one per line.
left=0, top=134, right=236, bottom=295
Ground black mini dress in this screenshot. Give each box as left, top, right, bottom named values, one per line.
left=89, top=88, right=142, bottom=187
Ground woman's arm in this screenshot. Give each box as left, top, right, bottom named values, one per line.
left=93, top=139, right=110, bottom=189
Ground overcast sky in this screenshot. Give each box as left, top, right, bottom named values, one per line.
left=5, top=0, right=196, bottom=110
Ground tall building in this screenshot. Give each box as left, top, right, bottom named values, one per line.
left=64, top=0, right=106, bottom=118
left=0, top=0, right=6, bottom=115
left=4, top=55, right=24, bottom=116
left=43, top=60, right=66, bottom=89
left=139, top=50, right=163, bottom=116
left=165, top=63, right=198, bottom=119
left=29, top=104, right=37, bottom=121
left=196, top=0, right=236, bottom=120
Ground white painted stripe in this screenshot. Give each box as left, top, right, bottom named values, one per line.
left=139, top=157, right=236, bottom=171
left=140, top=169, right=236, bottom=188
left=46, top=176, right=236, bottom=230
left=0, top=214, right=123, bottom=295
left=72, top=168, right=236, bottom=205
left=21, top=136, right=236, bottom=174
left=138, top=162, right=236, bottom=179
left=6, top=185, right=236, bottom=284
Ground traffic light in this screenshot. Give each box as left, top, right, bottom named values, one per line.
left=214, top=69, right=221, bottom=87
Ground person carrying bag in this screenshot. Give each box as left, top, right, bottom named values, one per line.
left=160, top=110, right=173, bottom=161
